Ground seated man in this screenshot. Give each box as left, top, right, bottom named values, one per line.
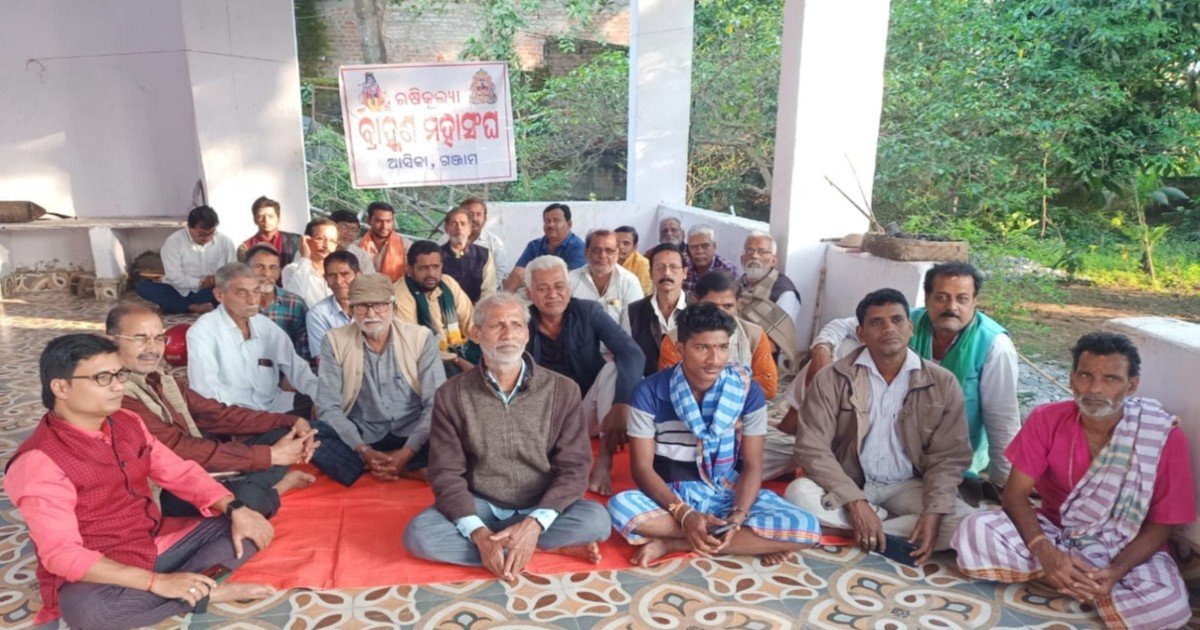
left=786, top=289, right=973, bottom=566
left=794, top=261, right=1020, bottom=491
left=615, top=225, right=652, bottom=297
left=568, top=229, right=644, bottom=322
left=659, top=271, right=777, bottom=398
left=246, top=244, right=309, bottom=359
left=682, top=225, right=737, bottom=296
left=953, top=333, right=1194, bottom=630
left=403, top=293, right=611, bottom=580
left=328, top=209, right=375, bottom=273
left=738, top=231, right=801, bottom=377
left=307, top=250, right=361, bottom=362
left=188, top=263, right=318, bottom=414
left=503, top=203, right=586, bottom=292
left=460, top=196, right=508, bottom=285
left=237, top=196, right=302, bottom=267
left=440, top=206, right=497, bottom=303
left=395, top=240, right=479, bottom=375
left=524, top=255, right=645, bottom=496
left=622, top=244, right=688, bottom=376
left=107, top=302, right=326, bottom=518
left=281, top=219, right=339, bottom=308
left=4, top=334, right=274, bottom=629
left=314, top=274, right=445, bottom=486
left=136, top=205, right=235, bottom=315
left=608, top=304, right=821, bottom=567
left=360, top=201, right=407, bottom=282
left=650, top=216, right=688, bottom=261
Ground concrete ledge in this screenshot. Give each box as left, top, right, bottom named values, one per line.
left=1104, top=316, right=1200, bottom=547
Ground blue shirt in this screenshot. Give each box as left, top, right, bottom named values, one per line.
left=514, top=232, right=586, bottom=270
left=307, top=295, right=353, bottom=358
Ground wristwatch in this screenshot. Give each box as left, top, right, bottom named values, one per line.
left=224, top=499, right=247, bottom=518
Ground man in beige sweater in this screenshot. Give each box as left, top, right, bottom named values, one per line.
left=403, top=293, right=610, bottom=582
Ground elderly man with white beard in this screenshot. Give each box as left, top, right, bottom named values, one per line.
left=404, top=292, right=610, bottom=581
left=313, top=274, right=446, bottom=486
left=737, top=232, right=801, bottom=378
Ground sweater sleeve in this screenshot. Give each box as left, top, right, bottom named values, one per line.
left=536, top=378, right=591, bottom=512
left=124, top=394, right=274, bottom=473
left=428, top=382, right=480, bottom=521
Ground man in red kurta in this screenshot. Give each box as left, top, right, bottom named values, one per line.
left=106, top=302, right=325, bottom=518
left=4, top=334, right=276, bottom=629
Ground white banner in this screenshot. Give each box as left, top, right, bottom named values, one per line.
left=337, top=61, right=517, bottom=189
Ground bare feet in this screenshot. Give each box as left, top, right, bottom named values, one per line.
left=209, top=582, right=276, bottom=604
left=629, top=538, right=689, bottom=568
left=587, top=465, right=612, bottom=496
left=273, top=470, right=315, bottom=495
left=188, top=303, right=215, bottom=314
left=761, top=551, right=793, bottom=567
left=547, top=542, right=602, bottom=564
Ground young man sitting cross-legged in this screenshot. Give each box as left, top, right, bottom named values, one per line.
left=608, top=304, right=821, bottom=567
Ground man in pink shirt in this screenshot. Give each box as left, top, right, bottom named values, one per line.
left=953, top=332, right=1195, bottom=629
left=4, top=334, right=277, bottom=629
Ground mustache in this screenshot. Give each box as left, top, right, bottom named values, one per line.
left=138, top=353, right=160, bottom=362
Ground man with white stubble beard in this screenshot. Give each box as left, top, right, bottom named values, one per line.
left=313, top=274, right=445, bottom=486
left=737, top=232, right=802, bottom=378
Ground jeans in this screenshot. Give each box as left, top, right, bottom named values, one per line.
left=135, top=281, right=216, bottom=315
left=402, top=497, right=611, bottom=567
left=311, top=421, right=428, bottom=487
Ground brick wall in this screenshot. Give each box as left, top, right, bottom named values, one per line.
left=315, top=0, right=630, bottom=75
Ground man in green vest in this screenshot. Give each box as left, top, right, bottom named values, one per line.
left=793, top=262, right=1019, bottom=494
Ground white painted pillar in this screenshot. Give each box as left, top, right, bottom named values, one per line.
left=179, top=0, right=310, bottom=241
left=769, top=0, right=892, bottom=344
left=626, top=0, right=694, bottom=211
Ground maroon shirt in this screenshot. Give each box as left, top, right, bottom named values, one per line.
left=122, top=372, right=296, bottom=472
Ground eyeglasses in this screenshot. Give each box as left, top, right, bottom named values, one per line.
left=351, top=302, right=394, bottom=315
left=652, top=264, right=683, bottom=273
left=689, top=242, right=715, bottom=251
left=70, top=369, right=131, bottom=386
left=112, top=334, right=168, bottom=346
left=742, top=248, right=773, bottom=257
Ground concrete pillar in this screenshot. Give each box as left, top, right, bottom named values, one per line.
left=769, top=0, right=892, bottom=344
left=1103, top=317, right=1200, bottom=548
left=626, top=0, right=694, bottom=211
left=179, top=0, right=310, bottom=241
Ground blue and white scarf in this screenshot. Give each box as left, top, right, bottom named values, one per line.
left=667, top=363, right=749, bottom=487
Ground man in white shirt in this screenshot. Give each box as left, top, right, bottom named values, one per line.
left=281, top=219, right=339, bottom=308
left=460, top=196, right=508, bottom=285
left=307, top=250, right=361, bottom=361
left=568, top=230, right=644, bottom=323
left=136, top=206, right=235, bottom=314
left=789, top=262, right=1020, bottom=493
left=328, top=209, right=375, bottom=273
left=188, top=263, right=318, bottom=415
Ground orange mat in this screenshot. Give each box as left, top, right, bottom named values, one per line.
left=231, top=448, right=845, bottom=590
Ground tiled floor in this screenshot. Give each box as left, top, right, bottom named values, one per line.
left=1, top=291, right=1197, bottom=629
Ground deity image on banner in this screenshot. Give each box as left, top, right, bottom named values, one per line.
left=469, top=69, right=498, bottom=105
left=359, top=72, right=389, bottom=112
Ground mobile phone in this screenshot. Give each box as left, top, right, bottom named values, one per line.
left=200, top=564, right=233, bottom=583
left=875, top=534, right=920, bottom=567
left=708, top=522, right=735, bottom=537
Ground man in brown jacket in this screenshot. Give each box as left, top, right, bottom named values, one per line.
left=403, top=292, right=611, bottom=582
left=107, top=302, right=322, bottom=518
left=786, top=288, right=974, bottom=565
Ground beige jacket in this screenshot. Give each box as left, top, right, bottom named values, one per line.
left=794, top=346, right=971, bottom=515
left=325, top=317, right=431, bottom=414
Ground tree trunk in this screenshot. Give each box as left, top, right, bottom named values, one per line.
left=353, top=0, right=388, bottom=64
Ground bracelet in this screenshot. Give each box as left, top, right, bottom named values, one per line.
left=680, top=509, right=698, bottom=528
left=666, top=501, right=685, bottom=520
left=676, top=506, right=695, bottom=525
left=146, top=572, right=157, bottom=592
left=1027, top=534, right=1049, bottom=551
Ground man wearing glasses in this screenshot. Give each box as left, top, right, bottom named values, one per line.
left=314, top=274, right=446, bottom=486
left=186, top=263, right=318, bottom=415
left=682, top=225, right=738, bottom=297
left=737, top=232, right=802, bottom=379
left=5, top=334, right=276, bottom=629
left=621, top=244, right=690, bottom=377
left=107, top=302, right=336, bottom=519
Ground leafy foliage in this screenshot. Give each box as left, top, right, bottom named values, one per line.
left=295, top=0, right=330, bottom=77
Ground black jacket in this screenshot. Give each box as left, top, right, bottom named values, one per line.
left=528, top=298, right=645, bottom=404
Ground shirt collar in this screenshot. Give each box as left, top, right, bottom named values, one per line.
left=855, top=347, right=922, bottom=378
left=483, top=354, right=533, bottom=403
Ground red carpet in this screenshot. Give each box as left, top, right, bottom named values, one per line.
left=231, top=448, right=845, bottom=590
